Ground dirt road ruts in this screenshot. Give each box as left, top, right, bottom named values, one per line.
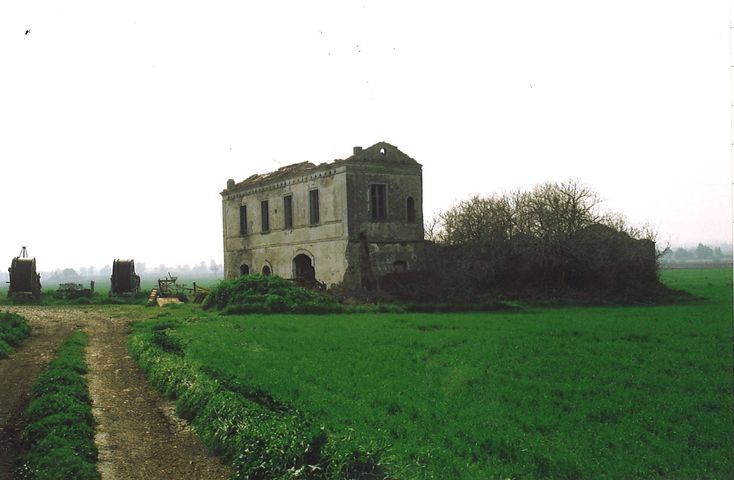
left=0, top=307, right=230, bottom=480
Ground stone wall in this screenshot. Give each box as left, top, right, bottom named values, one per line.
left=222, top=165, right=349, bottom=284
left=221, top=142, right=426, bottom=287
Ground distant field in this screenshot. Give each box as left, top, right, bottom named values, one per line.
left=134, top=268, right=734, bottom=478
left=0, top=276, right=220, bottom=304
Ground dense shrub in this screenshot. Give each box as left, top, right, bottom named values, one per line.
left=419, top=180, right=665, bottom=302
left=18, top=332, right=99, bottom=480
left=203, top=274, right=343, bottom=314
left=129, top=322, right=390, bottom=479
left=0, top=311, right=31, bottom=358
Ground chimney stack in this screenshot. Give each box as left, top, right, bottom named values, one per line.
left=353, top=146, right=362, bottom=155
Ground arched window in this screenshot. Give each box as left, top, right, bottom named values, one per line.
left=262, top=265, right=271, bottom=276
left=239, top=264, right=250, bottom=276
left=406, top=196, right=416, bottom=223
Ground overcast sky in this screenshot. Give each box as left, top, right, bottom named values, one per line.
left=1, top=1, right=730, bottom=271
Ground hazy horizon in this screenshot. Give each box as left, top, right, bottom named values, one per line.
left=1, top=1, right=730, bottom=271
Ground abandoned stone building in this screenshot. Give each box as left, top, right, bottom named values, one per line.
left=221, top=142, right=424, bottom=287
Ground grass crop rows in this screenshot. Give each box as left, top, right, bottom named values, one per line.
left=17, top=332, right=99, bottom=480
left=130, top=320, right=390, bottom=479
left=131, top=269, right=734, bottom=478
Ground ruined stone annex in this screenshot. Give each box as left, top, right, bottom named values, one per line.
left=221, top=142, right=425, bottom=287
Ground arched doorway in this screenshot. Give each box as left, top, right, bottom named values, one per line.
left=262, top=265, right=271, bottom=276
left=239, top=264, right=250, bottom=276
left=293, top=254, right=315, bottom=281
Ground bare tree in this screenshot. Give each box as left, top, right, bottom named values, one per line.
left=421, top=179, right=660, bottom=292
left=432, top=194, right=514, bottom=246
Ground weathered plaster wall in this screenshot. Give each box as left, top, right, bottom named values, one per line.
left=222, top=166, right=350, bottom=285
left=222, top=143, right=426, bottom=288
left=342, top=240, right=426, bottom=287
left=345, top=164, right=424, bottom=242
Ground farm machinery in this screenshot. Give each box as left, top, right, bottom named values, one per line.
left=7, top=247, right=42, bottom=300
left=54, top=281, right=95, bottom=300
left=110, top=259, right=141, bottom=296
left=147, top=272, right=210, bottom=306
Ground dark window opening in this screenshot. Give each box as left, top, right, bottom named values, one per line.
left=293, top=254, right=315, bottom=282
left=406, top=196, right=416, bottom=223
left=239, top=264, right=250, bottom=276
left=309, top=190, right=320, bottom=225
left=393, top=260, right=407, bottom=272
left=262, top=265, right=271, bottom=276
left=261, top=200, right=269, bottom=232
left=283, top=195, right=293, bottom=229
left=370, top=184, right=387, bottom=221
left=239, top=205, right=248, bottom=235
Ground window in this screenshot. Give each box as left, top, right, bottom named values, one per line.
left=406, top=196, right=416, bottom=223
left=239, top=264, right=250, bottom=276
left=261, top=200, right=269, bottom=232
left=239, top=205, right=248, bottom=235
left=283, top=195, right=293, bottom=229
left=262, top=265, right=271, bottom=276
left=309, top=189, right=320, bottom=225
left=369, top=184, right=386, bottom=221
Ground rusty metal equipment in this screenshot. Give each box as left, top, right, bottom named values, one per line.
left=110, top=259, right=141, bottom=295
left=8, top=247, right=41, bottom=300
left=191, top=283, right=210, bottom=303
left=157, top=272, right=179, bottom=298
left=55, top=281, right=95, bottom=299
left=146, top=273, right=211, bottom=306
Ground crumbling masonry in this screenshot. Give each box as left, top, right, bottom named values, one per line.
left=221, top=142, right=425, bottom=287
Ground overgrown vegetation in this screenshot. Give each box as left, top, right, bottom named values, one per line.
left=17, top=332, right=99, bottom=480
left=130, top=319, right=390, bottom=479
left=203, top=274, right=345, bottom=314
left=0, top=311, right=31, bottom=358
left=133, top=269, right=733, bottom=478
left=202, top=274, right=518, bottom=314
left=410, top=179, right=665, bottom=303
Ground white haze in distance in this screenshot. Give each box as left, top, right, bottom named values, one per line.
left=0, top=1, right=729, bottom=271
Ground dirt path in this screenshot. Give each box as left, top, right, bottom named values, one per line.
left=0, top=310, right=74, bottom=480
left=0, top=307, right=230, bottom=480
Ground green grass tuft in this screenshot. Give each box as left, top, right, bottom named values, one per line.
left=18, top=331, right=99, bottom=480
left=0, top=311, right=31, bottom=358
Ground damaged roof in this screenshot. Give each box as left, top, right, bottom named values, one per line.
left=223, top=141, right=419, bottom=193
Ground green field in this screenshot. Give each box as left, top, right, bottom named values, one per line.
left=134, top=269, right=733, bottom=478
left=0, top=277, right=220, bottom=306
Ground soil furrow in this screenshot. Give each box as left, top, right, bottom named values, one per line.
left=0, top=307, right=230, bottom=480
left=0, top=310, right=73, bottom=480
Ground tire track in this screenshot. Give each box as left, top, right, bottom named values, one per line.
left=0, top=307, right=230, bottom=480
left=0, top=309, right=73, bottom=480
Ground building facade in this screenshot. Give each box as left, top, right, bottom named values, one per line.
left=221, top=142, right=424, bottom=287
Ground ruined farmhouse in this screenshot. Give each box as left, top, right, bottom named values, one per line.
left=221, top=142, right=425, bottom=287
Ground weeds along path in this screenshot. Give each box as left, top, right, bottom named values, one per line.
left=0, top=308, right=73, bottom=480
left=84, top=309, right=231, bottom=480
left=0, top=307, right=230, bottom=480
